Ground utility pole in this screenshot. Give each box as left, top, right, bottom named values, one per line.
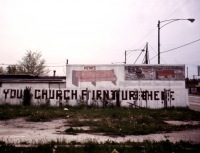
left=158, top=18, right=194, bottom=64
left=66, top=59, right=68, bottom=65
left=124, top=51, right=126, bottom=64
left=145, top=42, right=149, bottom=64
left=66, top=59, right=68, bottom=76
left=158, top=20, right=160, bottom=64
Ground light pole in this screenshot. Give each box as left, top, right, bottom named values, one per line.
left=157, top=18, right=195, bottom=64
left=124, top=49, right=144, bottom=64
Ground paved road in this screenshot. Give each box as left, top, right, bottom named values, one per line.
left=189, top=95, right=200, bottom=112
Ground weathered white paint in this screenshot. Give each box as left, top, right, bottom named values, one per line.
left=0, top=64, right=188, bottom=108
left=0, top=87, right=188, bottom=108
left=64, top=64, right=188, bottom=108
left=0, top=76, right=66, bottom=105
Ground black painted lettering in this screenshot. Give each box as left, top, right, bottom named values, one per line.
left=71, top=90, right=77, bottom=100
left=17, top=89, right=23, bottom=99
left=42, top=90, right=48, bottom=99
left=96, top=90, right=102, bottom=100
left=56, top=90, right=62, bottom=100
left=82, top=90, right=87, bottom=100
left=64, top=90, right=70, bottom=100
left=10, top=89, right=16, bottom=98
left=121, top=90, right=127, bottom=100
left=170, top=91, right=175, bottom=100
left=116, top=90, right=120, bottom=106
left=129, top=91, right=138, bottom=100
left=49, top=90, right=55, bottom=99
left=3, top=89, right=9, bottom=99
left=161, top=91, right=164, bottom=100
left=111, top=90, right=116, bottom=100
left=141, top=91, right=147, bottom=100
left=35, top=89, right=41, bottom=99
left=91, top=90, right=95, bottom=100
left=154, top=91, right=159, bottom=100
left=147, top=91, right=153, bottom=100
left=134, top=91, right=138, bottom=100
left=129, top=91, right=134, bottom=100
left=103, top=90, right=109, bottom=100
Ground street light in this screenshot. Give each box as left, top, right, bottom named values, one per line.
left=124, top=49, right=144, bottom=64
left=157, top=18, right=195, bottom=64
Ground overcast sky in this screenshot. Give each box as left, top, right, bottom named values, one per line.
left=0, top=0, right=200, bottom=78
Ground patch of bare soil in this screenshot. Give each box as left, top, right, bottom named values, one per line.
left=0, top=118, right=200, bottom=145
left=165, top=120, right=200, bottom=126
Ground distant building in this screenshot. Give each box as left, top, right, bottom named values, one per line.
left=186, top=79, right=200, bottom=95
left=0, top=74, right=66, bottom=89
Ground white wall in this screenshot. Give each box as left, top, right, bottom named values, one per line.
left=64, top=64, right=188, bottom=108
left=0, top=82, right=65, bottom=105
left=0, top=64, right=188, bottom=108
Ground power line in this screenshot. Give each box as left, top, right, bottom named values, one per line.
left=46, top=65, right=65, bottom=67
left=134, top=50, right=144, bottom=64
left=149, top=54, right=158, bottom=61
left=126, top=47, right=143, bottom=60
left=0, top=63, right=65, bottom=67
left=164, top=0, right=191, bottom=20
left=46, top=62, right=65, bottom=65
left=149, top=44, right=165, bottom=63
left=134, top=44, right=147, bottom=64
left=149, top=38, right=200, bottom=62
left=132, top=27, right=157, bottom=48
left=161, top=38, right=200, bottom=54
left=0, top=63, right=16, bottom=66
left=125, top=44, right=147, bottom=64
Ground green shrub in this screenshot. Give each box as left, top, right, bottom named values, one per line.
left=22, top=87, right=32, bottom=106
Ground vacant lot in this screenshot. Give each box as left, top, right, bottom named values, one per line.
left=1, top=105, right=200, bottom=135
left=0, top=105, right=200, bottom=152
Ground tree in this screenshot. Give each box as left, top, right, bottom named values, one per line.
left=22, top=86, right=32, bottom=106
left=18, top=50, right=49, bottom=76
left=0, top=66, right=5, bottom=74
left=7, top=65, right=18, bottom=74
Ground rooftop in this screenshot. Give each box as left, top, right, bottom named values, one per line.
left=0, top=74, right=66, bottom=83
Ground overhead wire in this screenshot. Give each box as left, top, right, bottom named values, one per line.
left=161, top=38, right=200, bottom=54
left=113, top=1, right=193, bottom=65
left=113, top=1, right=192, bottom=64
left=126, top=50, right=141, bottom=60
left=149, top=38, right=200, bottom=62
left=0, top=63, right=65, bottom=68
left=131, top=0, right=193, bottom=64
left=46, top=65, right=65, bottom=67
left=126, top=43, right=147, bottom=61
left=142, top=55, right=145, bottom=64
left=134, top=50, right=144, bottom=64
left=163, top=0, right=191, bottom=20
left=134, top=44, right=147, bottom=64
left=132, top=27, right=157, bottom=48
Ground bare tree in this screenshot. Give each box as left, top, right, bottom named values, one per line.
left=18, top=50, right=49, bottom=76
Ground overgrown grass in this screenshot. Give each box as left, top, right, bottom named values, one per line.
left=0, top=140, right=200, bottom=153
left=65, top=107, right=200, bottom=135
left=64, top=127, right=84, bottom=135
left=0, top=104, right=67, bottom=122
left=0, top=105, right=200, bottom=135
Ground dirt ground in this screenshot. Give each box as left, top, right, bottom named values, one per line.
left=0, top=118, right=200, bottom=145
